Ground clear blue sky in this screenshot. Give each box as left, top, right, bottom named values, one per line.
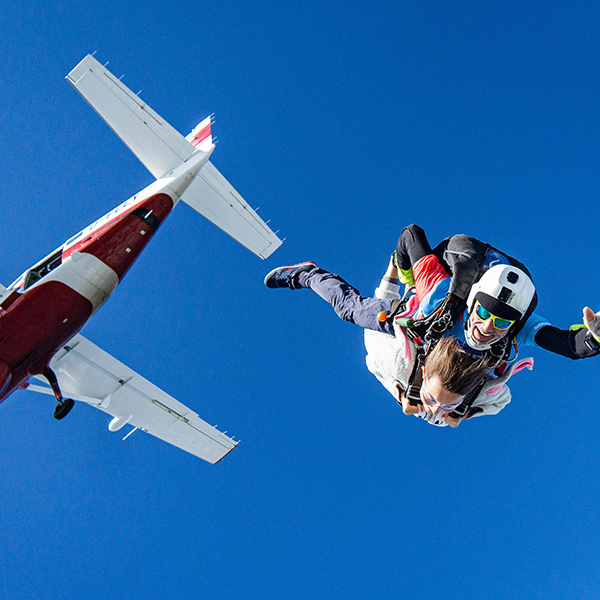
left=0, top=2, right=599, bottom=599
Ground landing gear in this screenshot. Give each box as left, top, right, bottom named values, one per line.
left=43, top=368, right=75, bottom=420
left=53, top=398, right=74, bottom=420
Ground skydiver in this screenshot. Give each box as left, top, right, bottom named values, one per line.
left=264, top=261, right=533, bottom=427
left=264, top=226, right=600, bottom=364
left=364, top=258, right=533, bottom=426
left=264, top=230, right=600, bottom=425
left=392, top=224, right=600, bottom=362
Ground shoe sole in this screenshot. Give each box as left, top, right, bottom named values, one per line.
left=264, top=262, right=317, bottom=288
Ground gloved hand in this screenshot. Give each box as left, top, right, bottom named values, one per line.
left=583, top=307, right=600, bottom=342
left=439, top=292, right=466, bottom=324
left=444, top=414, right=462, bottom=427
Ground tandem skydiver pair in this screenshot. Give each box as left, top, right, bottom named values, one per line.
left=264, top=225, right=600, bottom=428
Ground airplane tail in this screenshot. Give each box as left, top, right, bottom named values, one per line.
left=66, top=55, right=282, bottom=259
left=185, top=115, right=214, bottom=152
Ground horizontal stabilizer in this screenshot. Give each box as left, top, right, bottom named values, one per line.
left=66, top=55, right=195, bottom=179
left=30, top=334, right=237, bottom=463
left=67, top=54, right=283, bottom=258
left=182, top=161, right=283, bottom=259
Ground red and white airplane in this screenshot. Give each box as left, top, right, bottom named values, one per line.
left=0, top=55, right=282, bottom=463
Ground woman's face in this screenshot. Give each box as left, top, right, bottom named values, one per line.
left=420, top=373, right=464, bottom=415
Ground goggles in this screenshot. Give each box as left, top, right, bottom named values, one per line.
left=474, top=301, right=515, bottom=331
left=421, top=377, right=463, bottom=411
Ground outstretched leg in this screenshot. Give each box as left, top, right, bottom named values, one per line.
left=265, top=262, right=395, bottom=335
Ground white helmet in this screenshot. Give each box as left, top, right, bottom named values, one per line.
left=464, top=264, right=536, bottom=350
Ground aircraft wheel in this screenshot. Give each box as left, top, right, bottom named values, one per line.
left=54, top=398, right=75, bottom=420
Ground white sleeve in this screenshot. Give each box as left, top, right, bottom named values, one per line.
left=467, top=384, right=512, bottom=419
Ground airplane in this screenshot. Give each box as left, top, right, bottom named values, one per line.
left=0, top=54, right=283, bottom=464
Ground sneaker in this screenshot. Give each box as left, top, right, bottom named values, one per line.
left=264, top=262, right=317, bottom=289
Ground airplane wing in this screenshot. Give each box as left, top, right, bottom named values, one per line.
left=66, top=54, right=194, bottom=179
left=66, top=54, right=283, bottom=259
left=181, top=162, right=283, bottom=259
left=27, top=334, right=237, bottom=464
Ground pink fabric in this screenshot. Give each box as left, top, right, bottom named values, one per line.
left=393, top=295, right=420, bottom=361
left=399, top=294, right=419, bottom=317
left=485, top=384, right=503, bottom=396
left=485, top=357, right=534, bottom=395
left=395, top=326, right=412, bottom=361
left=510, top=357, right=534, bottom=374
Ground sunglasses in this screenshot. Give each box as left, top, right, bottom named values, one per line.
left=474, top=301, right=515, bottom=331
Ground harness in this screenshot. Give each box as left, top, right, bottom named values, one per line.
left=388, top=294, right=468, bottom=410
left=396, top=333, right=488, bottom=417
left=447, top=375, right=486, bottom=419
left=404, top=237, right=539, bottom=363
left=389, top=298, right=487, bottom=412
left=386, top=234, right=540, bottom=418
left=403, top=347, right=426, bottom=408
left=386, top=294, right=428, bottom=409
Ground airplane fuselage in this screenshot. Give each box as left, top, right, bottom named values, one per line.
left=0, top=189, right=176, bottom=403
left=0, top=147, right=211, bottom=404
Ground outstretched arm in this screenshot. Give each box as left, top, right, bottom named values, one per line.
left=533, top=308, right=600, bottom=359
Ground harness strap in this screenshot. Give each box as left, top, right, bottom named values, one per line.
left=404, top=349, right=426, bottom=407
left=447, top=376, right=486, bottom=419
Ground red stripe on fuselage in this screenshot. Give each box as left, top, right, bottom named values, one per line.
left=0, top=194, right=174, bottom=404
left=0, top=280, right=94, bottom=402
left=63, top=193, right=174, bottom=280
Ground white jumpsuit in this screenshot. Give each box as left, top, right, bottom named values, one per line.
left=363, top=272, right=532, bottom=427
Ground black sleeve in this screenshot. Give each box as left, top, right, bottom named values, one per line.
left=534, top=325, right=600, bottom=360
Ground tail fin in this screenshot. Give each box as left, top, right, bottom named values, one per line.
left=66, top=55, right=282, bottom=259
left=185, top=116, right=214, bottom=153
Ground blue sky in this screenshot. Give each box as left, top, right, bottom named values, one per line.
left=0, top=2, right=599, bottom=598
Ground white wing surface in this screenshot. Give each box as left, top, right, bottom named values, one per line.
left=66, top=54, right=283, bottom=259
left=66, top=54, right=194, bottom=179
left=182, top=162, right=283, bottom=259
left=28, top=335, right=237, bottom=463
